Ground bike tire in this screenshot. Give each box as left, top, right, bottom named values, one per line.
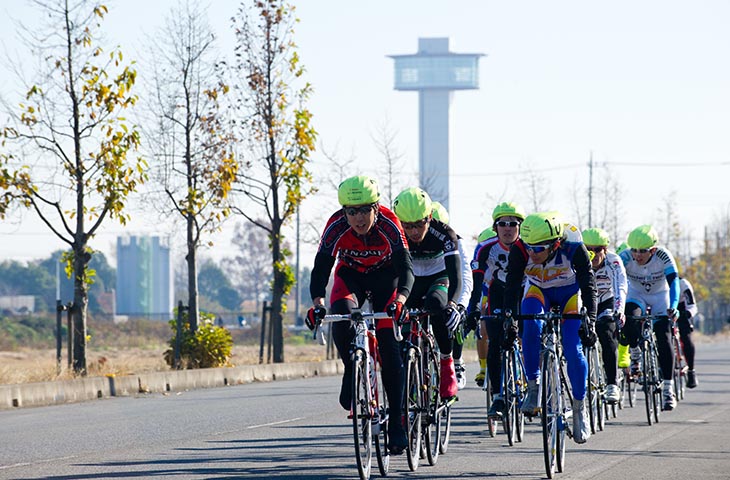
left=404, top=348, right=422, bottom=471
left=485, top=375, right=497, bottom=437
left=439, top=402, right=452, bottom=454
left=593, top=347, right=606, bottom=431
left=424, top=346, right=440, bottom=466
left=642, top=343, right=654, bottom=426
left=374, top=369, right=390, bottom=477
left=516, top=349, right=526, bottom=442
left=352, top=351, right=373, bottom=480
left=586, top=347, right=597, bottom=434
left=649, top=343, right=661, bottom=423
left=541, top=351, right=559, bottom=479
left=503, top=349, right=516, bottom=446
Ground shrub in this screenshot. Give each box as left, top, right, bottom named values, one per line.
left=163, top=310, right=233, bottom=369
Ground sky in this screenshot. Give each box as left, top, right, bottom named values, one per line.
left=1, top=0, right=729, bottom=269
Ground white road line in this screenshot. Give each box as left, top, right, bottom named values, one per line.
left=0, top=456, right=77, bottom=470
left=246, top=417, right=305, bottom=429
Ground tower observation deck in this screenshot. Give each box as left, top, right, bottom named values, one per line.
left=389, top=37, right=483, bottom=209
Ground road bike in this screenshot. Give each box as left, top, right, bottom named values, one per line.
left=671, top=318, right=688, bottom=401
left=516, top=308, right=586, bottom=479
left=584, top=340, right=605, bottom=433
left=316, top=300, right=399, bottom=480
left=626, top=313, right=663, bottom=425
left=482, top=314, right=526, bottom=445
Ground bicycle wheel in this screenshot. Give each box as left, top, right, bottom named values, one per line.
left=424, top=346, right=441, bottom=466
left=352, top=351, right=373, bottom=480
left=502, top=349, right=516, bottom=446
left=649, top=343, right=661, bottom=423
left=641, top=344, right=654, bottom=426
left=673, top=336, right=685, bottom=401
left=439, top=401, right=452, bottom=454
left=585, top=346, right=598, bottom=434
left=485, top=374, right=497, bottom=437
left=404, top=348, right=422, bottom=471
left=374, top=370, right=390, bottom=477
left=541, top=350, right=559, bottom=479
left=592, top=347, right=605, bottom=431
left=515, top=349, right=526, bottom=442
left=556, top=365, right=568, bottom=474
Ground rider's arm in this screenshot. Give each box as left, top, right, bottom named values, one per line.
left=467, top=243, right=488, bottom=313
left=456, top=238, right=473, bottom=306
left=310, top=251, right=336, bottom=301
left=666, top=272, right=680, bottom=310
left=504, top=242, right=528, bottom=313
left=573, top=244, right=597, bottom=322
left=392, top=248, right=414, bottom=301
left=608, top=251, right=628, bottom=314
left=445, top=253, right=463, bottom=305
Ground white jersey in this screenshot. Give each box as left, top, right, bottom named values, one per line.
left=622, top=246, right=678, bottom=296
left=679, top=277, right=698, bottom=317
left=593, top=251, right=628, bottom=316
left=457, top=238, right=473, bottom=306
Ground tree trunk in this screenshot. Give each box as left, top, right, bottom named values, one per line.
left=271, top=229, right=285, bottom=363
left=72, top=246, right=91, bottom=375
left=187, top=213, right=199, bottom=332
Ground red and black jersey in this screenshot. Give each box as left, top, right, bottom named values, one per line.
left=310, top=205, right=413, bottom=300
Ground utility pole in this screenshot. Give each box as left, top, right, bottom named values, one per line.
left=588, top=151, right=594, bottom=228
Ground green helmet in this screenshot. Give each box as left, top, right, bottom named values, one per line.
left=477, top=227, right=497, bottom=243
left=392, top=187, right=432, bottom=223
left=582, top=227, right=610, bottom=247
left=615, top=241, right=628, bottom=254
left=337, top=175, right=380, bottom=206
left=431, top=201, right=450, bottom=224
left=627, top=224, right=658, bottom=249
left=520, top=211, right=564, bottom=245
left=492, top=202, right=526, bottom=221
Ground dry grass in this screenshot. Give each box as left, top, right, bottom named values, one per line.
left=0, top=343, right=328, bottom=385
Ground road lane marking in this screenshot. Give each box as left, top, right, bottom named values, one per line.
left=247, top=417, right=305, bottom=429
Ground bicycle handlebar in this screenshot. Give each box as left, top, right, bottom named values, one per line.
left=313, top=311, right=402, bottom=344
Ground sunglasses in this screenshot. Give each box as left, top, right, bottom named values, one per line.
left=525, top=241, right=554, bottom=253
left=401, top=218, right=429, bottom=230
left=496, top=221, right=520, bottom=227
left=631, top=248, right=651, bottom=254
left=344, top=205, right=374, bottom=216
left=586, top=246, right=605, bottom=253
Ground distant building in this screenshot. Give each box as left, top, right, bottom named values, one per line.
left=0, top=295, right=35, bottom=314
left=390, top=37, right=483, bottom=209
left=115, top=236, right=172, bottom=321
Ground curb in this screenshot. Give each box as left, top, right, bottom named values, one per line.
left=1, top=351, right=478, bottom=410
left=0, top=359, right=344, bottom=410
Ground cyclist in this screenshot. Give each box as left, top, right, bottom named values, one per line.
left=504, top=212, right=597, bottom=444
left=617, top=224, right=681, bottom=411
left=582, top=227, right=627, bottom=404
left=469, top=226, right=498, bottom=387
left=392, top=188, right=463, bottom=399
left=306, top=175, right=413, bottom=454
left=678, top=276, right=699, bottom=388
left=431, top=201, right=474, bottom=390
left=465, top=202, right=526, bottom=417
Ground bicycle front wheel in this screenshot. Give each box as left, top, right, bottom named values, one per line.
left=502, top=349, right=517, bottom=446
left=585, top=346, right=598, bottom=434
left=424, top=346, right=441, bottom=465
left=649, top=342, right=661, bottom=423
left=642, top=343, right=654, bottom=426
left=404, top=347, right=422, bottom=471
left=374, top=370, right=390, bottom=477
left=352, top=351, right=373, bottom=480
left=541, top=350, right=560, bottom=479
left=485, top=374, right=497, bottom=437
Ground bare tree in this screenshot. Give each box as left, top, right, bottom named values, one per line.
left=519, top=163, right=551, bottom=213
left=228, top=0, right=317, bottom=363
left=226, top=220, right=272, bottom=316
left=371, top=115, right=408, bottom=205
left=144, top=1, right=238, bottom=332
left=0, top=1, right=145, bottom=374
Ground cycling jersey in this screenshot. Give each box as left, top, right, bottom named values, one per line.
left=593, top=251, right=628, bottom=317
left=505, top=225, right=597, bottom=321
left=622, top=246, right=680, bottom=310
left=678, top=277, right=698, bottom=318
left=457, top=237, right=473, bottom=306
left=310, top=204, right=413, bottom=301
left=467, top=236, right=511, bottom=313
left=408, top=218, right=462, bottom=303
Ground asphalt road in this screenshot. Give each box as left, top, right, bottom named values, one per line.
left=1, top=342, right=729, bottom=480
